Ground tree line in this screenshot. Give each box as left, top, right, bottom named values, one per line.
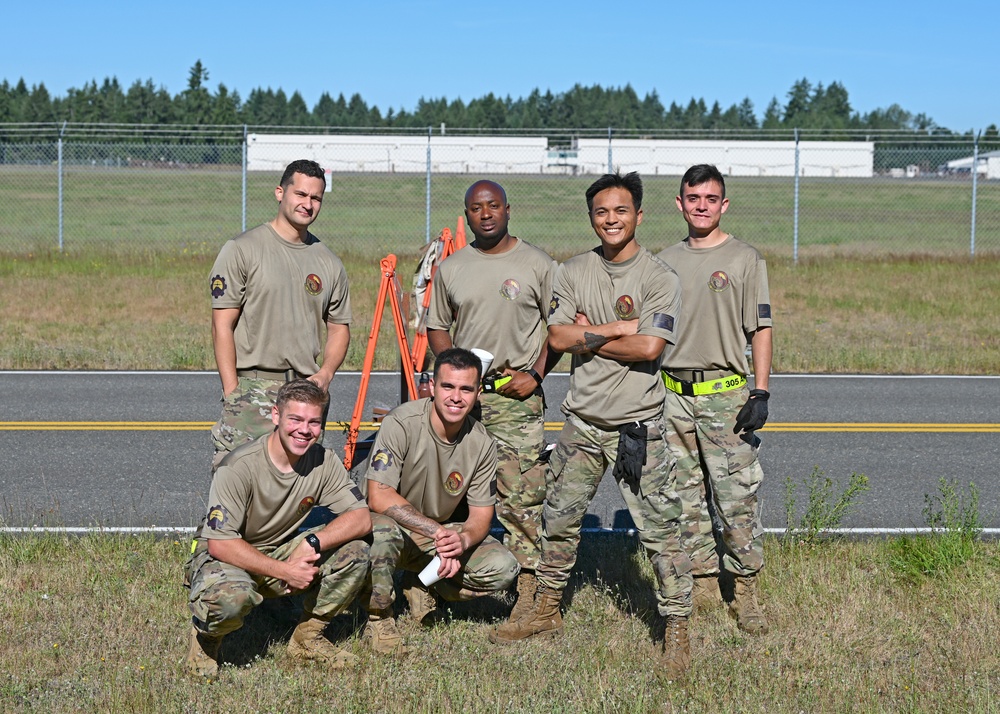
left=1, top=60, right=995, bottom=138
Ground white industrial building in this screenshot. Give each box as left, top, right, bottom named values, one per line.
left=248, top=133, right=549, bottom=174
left=575, top=139, right=874, bottom=177
left=248, top=133, right=875, bottom=178
left=944, top=150, right=1000, bottom=179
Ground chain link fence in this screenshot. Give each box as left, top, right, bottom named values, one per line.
left=1, top=123, right=996, bottom=260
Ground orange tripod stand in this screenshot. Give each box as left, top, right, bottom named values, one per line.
left=343, top=254, right=418, bottom=470
left=409, top=221, right=467, bottom=371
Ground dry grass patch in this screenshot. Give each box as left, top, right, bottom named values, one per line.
left=1, top=533, right=998, bottom=713
left=1, top=252, right=997, bottom=373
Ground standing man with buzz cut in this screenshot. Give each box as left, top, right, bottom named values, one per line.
left=658, top=163, right=772, bottom=635
left=491, top=171, right=693, bottom=681
left=209, top=159, right=351, bottom=469
left=426, top=179, right=557, bottom=622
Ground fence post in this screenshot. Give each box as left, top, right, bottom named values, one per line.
left=607, top=126, right=613, bottom=173
left=426, top=126, right=432, bottom=244
left=241, top=125, right=248, bottom=233
left=970, top=131, right=979, bottom=258
left=793, top=127, right=800, bottom=264
left=58, top=121, right=66, bottom=252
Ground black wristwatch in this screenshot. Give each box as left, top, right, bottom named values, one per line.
left=525, top=368, right=543, bottom=385
left=304, top=533, right=322, bottom=555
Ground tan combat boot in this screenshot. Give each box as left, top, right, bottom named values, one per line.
left=287, top=614, right=358, bottom=669
left=364, top=609, right=410, bottom=655
left=185, top=626, right=223, bottom=680
left=729, top=574, right=769, bottom=635
left=657, top=615, right=691, bottom=681
left=489, top=584, right=564, bottom=644
left=402, top=571, right=439, bottom=626
left=506, top=570, right=538, bottom=624
left=691, top=574, right=722, bottom=614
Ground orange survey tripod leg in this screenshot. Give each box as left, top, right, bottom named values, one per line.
left=343, top=254, right=418, bottom=470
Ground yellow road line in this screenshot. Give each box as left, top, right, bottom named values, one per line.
left=1, top=421, right=998, bottom=433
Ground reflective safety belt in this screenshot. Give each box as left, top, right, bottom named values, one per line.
left=661, top=371, right=746, bottom=397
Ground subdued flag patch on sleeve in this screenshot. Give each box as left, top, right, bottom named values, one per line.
left=758, top=304, right=771, bottom=319
left=652, top=313, right=675, bottom=331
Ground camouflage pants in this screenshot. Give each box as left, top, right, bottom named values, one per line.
left=210, top=377, right=283, bottom=470
left=364, top=513, right=519, bottom=612
left=663, top=387, right=765, bottom=578
left=184, top=526, right=369, bottom=636
left=477, top=391, right=547, bottom=571
left=537, top=413, right=693, bottom=618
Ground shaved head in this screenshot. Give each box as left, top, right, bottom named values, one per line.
left=464, top=180, right=507, bottom=208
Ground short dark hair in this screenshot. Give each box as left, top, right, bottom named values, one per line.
left=586, top=171, right=643, bottom=213
left=433, top=347, right=482, bottom=383
left=679, top=164, right=726, bottom=199
left=275, top=378, right=330, bottom=411
left=280, top=159, right=326, bottom=190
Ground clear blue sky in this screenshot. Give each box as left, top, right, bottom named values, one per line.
left=4, top=0, right=996, bottom=132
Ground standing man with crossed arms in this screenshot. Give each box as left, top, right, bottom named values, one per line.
left=209, top=159, right=351, bottom=469
left=426, top=180, right=557, bottom=621
left=492, top=172, right=693, bottom=680
left=657, top=164, right=772, bottom=634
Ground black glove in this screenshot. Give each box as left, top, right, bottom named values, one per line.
left=734, top=389, right=769, bottom=434
left=612, top=421, right=647, bottom=492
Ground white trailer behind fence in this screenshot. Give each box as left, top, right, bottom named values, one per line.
left=248, top=134, right=874, bottom=178
left=575, top=139, right=874, bottom=177
left=248, top=133, right=549, bottom=174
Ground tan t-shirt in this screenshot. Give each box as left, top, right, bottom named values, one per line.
left=426, top=238, right=556, bottom=374
left=199, top=437, right=366, bottom=550
left=549, top=246, right=681, bottom=428
left=367, top=398, right=497, bottom=523
left=657, top=236, right=771, bottom=376
left=209, top=223, right=351, bottom=375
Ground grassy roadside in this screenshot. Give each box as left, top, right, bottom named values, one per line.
left=1, top=532, right=997, bottom=713
left=1, top=252, right=996, bottom=374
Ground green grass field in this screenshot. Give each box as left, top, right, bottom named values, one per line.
left=2, top=166, right=998, bottom=258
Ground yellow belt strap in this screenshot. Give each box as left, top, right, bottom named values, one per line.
left=661, top=372, right=746, bottom=396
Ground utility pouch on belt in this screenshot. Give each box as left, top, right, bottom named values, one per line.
left=612, top=421, right=647, bottom=490
left=482, top=374, right=513, bottom=393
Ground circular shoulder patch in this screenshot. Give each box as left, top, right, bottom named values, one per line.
left=210, top=275, right=227, bottom=299
left=444, top=471, right=464, bottom=495
left=305, top=274, right=323, bottom=296
left=708, top=271, right=730, bottom=292
left=371, top=449, right=393, bottom=472
left=207, top=505, right=227, bottom=530
left=614, top=295, right=635, bottom=319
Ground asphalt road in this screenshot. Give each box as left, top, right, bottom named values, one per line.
left=1, top=372, right=997, bottom=532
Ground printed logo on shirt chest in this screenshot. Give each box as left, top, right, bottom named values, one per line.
left=499, top=278, right=521, bottom=300
left=444, top=470, right=464, bottom=495
left=614, top=295, right=636, bottom=319
left=296, top=496, right=316, bottom=517
left=210, top=275, right=227, bottom=299
left=304, top=274, right=323, bottom=296
left=708, top=271, right=730, bottom=292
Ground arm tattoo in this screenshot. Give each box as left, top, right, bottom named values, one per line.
left=384, top=504, right=440, bottom=538
left=567, top=330, right=610, bottom=354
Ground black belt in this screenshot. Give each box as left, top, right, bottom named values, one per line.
left=664, top=369, right=734, bottom=382
left=236, top=368, right=304, bottom=381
